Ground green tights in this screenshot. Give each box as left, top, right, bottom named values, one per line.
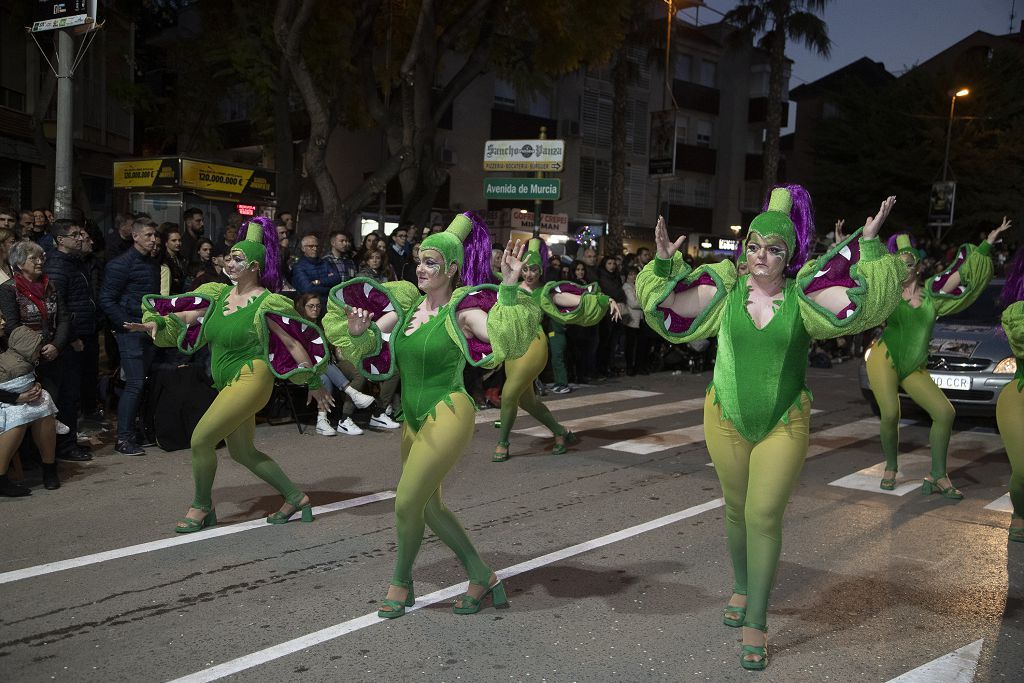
left=498, top=331, right=565, bottom=443
left=392, top=392, right=492, bottom=589
left=866, top=340, right=955, bottom=479
left=997, top=383, right=1024, bottom=518
left=704, top=389, right=810, bottom=632
left=190, top=361, right=303, bottom=510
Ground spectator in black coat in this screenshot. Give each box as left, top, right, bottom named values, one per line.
left=99, top=219, right=159, bottom=456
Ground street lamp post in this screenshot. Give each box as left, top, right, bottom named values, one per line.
left=941, top=87, right=969, bottom=182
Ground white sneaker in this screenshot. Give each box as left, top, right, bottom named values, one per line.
left=315, top=415, right=336, bottom=436
left=56, top=421, right=70, bottom=435
left=369, top=412, right=400, bottom=429
left=343, top=385, right=376, bottom=410
left=336, top=417, right=364, bottom=436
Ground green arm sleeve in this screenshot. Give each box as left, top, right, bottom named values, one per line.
left=797, top=230, right=907, bottom=340
left=482, top=284, right=542, bottom=368
left=140, top=282, right=227, bottom=351
left=635, top=255, right=734, bottom=343
left=1002, top=301, right=1024, bottom=359
left=927, top=242, right=994, bottom=317
left=538, top=280, right=611, bottom=326
left=141, top=309, right=183, bottom=349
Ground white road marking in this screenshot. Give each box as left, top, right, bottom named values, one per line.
left=828, top=454, right=972, bottom=496
left=885, top=638, right=982, bottom=683
left=983, top=493, right=1012, bottom=512
left=0, top=491, right=397, bottom=585
left=475, top=389, right=661, bottom=424
left=166, top=497, right=726, bottom=683
left=604, top=409, right=822, bottom=455
left=513, top=398, right=705, bottom=437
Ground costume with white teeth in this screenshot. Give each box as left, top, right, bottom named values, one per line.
left=636, top=186, right=905, bottom=644
left=141, top=218, right=327, bottom=522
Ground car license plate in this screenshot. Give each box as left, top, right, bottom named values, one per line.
left=931, top=374, right=971, bottom=391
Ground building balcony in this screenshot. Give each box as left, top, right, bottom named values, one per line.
left=663, top=203, right=713, bottom=232
left=748, top=97, right=790, bottom=124
left=490, top=109, right=557, bottom=139
left=676, top=143, right=717, bottom=175
left=672, top=80, right=720, bottom=116
left=744, top=154, right=787, bottom=181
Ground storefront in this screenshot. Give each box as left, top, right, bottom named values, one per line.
left=112, top=157, right=277, bottom=245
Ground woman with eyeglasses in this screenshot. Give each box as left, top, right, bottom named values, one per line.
left=864, top=218, right=1009, bottom=497
left=491, top=238, right=617, bottom=462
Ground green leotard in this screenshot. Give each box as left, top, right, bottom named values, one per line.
left=203, top=288, right=270, bottom=390
left=998, top=301, right=1024, bottom=522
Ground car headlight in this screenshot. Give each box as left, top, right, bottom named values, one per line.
left=994, top=357, right=1018, bottom=374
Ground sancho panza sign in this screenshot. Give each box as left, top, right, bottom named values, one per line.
left=483, top=139, right=564, bottom=171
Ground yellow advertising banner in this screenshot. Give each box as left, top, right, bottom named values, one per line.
left=180, top=160, right=255, bottom=194
left=112, top=159, right=165, bottom=188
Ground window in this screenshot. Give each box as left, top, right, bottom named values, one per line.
left=700, top=60, right=717, bottom=88
left=823, top=101, right=840, bottom=119
left=578, top=157, right=610, bottom=215
left=627, top=45, right=651, bottom=89
left=674, top=54, right=693, bottom=82
left=0, top=8, right=27, bottom=112
left=693, top=178, right=711, bottom=207
left=696, top=120, right=713, bottom=147
left=527, top=92, right=551, bottom=118
left=749, top=66, right=770, bottom=98
left=667, top=178, right=687, bottom=205
left=494, top=79, right=517, bottom=110
left=624, top=164, right=647, bottom=219
left=581, top=89, right=613, bottom=148
left=625, top=99, right=648, bottom=155
left=675, top=115, right=689, bottom=145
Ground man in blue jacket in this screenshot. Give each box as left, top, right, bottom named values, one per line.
left=45, top=219, right=97, bottom=461
left=99, top=219, right=159, bottom=456
left=292, top=234, right=342, bottom=296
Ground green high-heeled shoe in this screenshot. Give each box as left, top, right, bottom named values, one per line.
left=1010, top=514, right=1024, bottom=543
left=723, top=604, right=746, bottom=628
left=921, top=476, right=963, bottom=500
left=452, top=579, right=510, bottom=615
left=551, top=430, right=578, bottom=455
left=267, top=496, right=314, bottom=524
left=175, top=507, right=216, bottom=534
left=493, top=440, right=510, bottom=463
left=377, top=584, right=415, bottom=619
left=740, top=644, right=768, bottom=671
left=880, top=467, right=898, bottom=491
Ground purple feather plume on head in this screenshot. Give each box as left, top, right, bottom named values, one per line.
left=535, top=237, right=551, bottom=281
left=235, top=215, right=282, bottom=292
left=762, top=184, right=815, bottom=277
left=459, top=210, right=497, bottom=286
left=886, top=232, right=916, bottom=254
left=1002, top=247, right=1024, bottom=307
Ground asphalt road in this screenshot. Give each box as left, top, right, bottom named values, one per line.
left=1, top=361, right=1019, bottom=682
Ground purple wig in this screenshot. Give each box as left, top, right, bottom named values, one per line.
left=234, top=215, right=282, bottom=293
left=886, top=233, right=917, bottom=254
left=761, top=184, right=815, bottom=277
left=1002, top=247, right=1024, bottom=307
left=536, top=238, right=551, bottom=281
left=460, top=210, right=497, bottom=287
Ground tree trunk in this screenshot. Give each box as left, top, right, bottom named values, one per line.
left=607, top=46, right=629, bottom=257
left=273, top=57, right=295, bottom=212
left=762, top=24, right=787, bottom=193
left=274, top=0, right=341, bottom=229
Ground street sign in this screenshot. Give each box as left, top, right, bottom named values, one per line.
left=483, top=139, right=564, bottom=171
left=649, top=110, right=677, bottom=176
left=510, top=211, right=535, bottom=229
left=484, top=178, right=561, bottom=200
left=31, top=0, right=93, bottom=32
left=927, top=181, right=956, bottom=226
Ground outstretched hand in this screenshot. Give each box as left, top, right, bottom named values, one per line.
left=123, top=321, right=158, bottom=340
left=834, top=218, right=845, bottom=244
left=346, top=307, right=372, bottom=336
left=987, top=216, right=1012, bottom=244
left=862, top=196, right=896, bottom=241
left=500, top=238, right=528, bottom=285
left=654, top=215, right=685, bottom=260
left=609, top=303, right=622, bottom=323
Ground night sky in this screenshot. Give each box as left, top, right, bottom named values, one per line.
left=684, top=0, right=1018, bottom=86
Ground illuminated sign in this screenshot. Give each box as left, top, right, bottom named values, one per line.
left=236, top=204, right=256, bottom=216
left=699, top=238, right=713, bottom=249
left=718, top=238, right=738, bottom=251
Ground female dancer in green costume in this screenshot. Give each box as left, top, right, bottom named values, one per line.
left=492, top=238, right=618, bottom=462
left=998, top=246, right=1024, bottom=542
left=128, top=217, right=331, bottom=533
left=865, top=218, right=1009, bottom=496
left=637, top=187, right=905, bottom=670
left=323, top=212, right=541, bottom=618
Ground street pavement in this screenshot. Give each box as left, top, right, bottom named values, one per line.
left=1, top=361, right=1020, bottom=682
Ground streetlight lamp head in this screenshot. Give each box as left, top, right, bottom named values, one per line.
left=955, top=88, right=969, bottom=97
left=730, top=224, right=742, bottom=234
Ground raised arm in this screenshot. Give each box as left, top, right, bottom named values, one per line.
left=649, top=215, right=714, bottom=317
left=937, top=216, right=1009, bottom=294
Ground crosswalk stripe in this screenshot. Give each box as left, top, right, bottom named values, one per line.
left=513, top=398, right=706, bottom=437
left=474, top=389, right=660, bottom=424
left=983, top=493, right=1012, bottom=512
left=885, top=638, right=982, bottom=683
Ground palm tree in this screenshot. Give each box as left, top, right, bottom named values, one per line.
left=725, top=0, right=832, bottom=190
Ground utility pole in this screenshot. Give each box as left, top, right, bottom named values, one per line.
left=54, top=29, right=74, bottom=219
left=533, top=126, right=546, bottom=238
